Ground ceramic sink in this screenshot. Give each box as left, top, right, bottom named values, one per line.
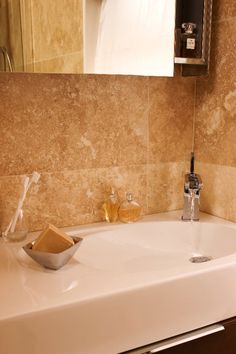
left=1, top=211, right=236, bottom=354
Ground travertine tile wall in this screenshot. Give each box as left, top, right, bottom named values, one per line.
left=1, top=2, right=234, bottom=231
left=21, top=0, right=83, bottom=73
left=8, top=0, right=24, bottom=71
left=195, top=0, right=236, bottom=222
left=0, top=74, right=195, bottom=231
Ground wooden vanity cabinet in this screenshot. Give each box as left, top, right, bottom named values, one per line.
left=143, top=317, right=236, bottom=354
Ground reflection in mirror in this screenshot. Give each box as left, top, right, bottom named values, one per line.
left=0, top=0, right=176, bottom=77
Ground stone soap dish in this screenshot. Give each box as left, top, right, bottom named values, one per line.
left=23, top=236, right=83, bottom=270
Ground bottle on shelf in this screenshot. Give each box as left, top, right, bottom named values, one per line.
left=180, top=22, right=200, bottom=58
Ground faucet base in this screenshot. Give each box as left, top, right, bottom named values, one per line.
left=182, top=195, right=200, bottom=221
left=181, top=216, right=199, bottom=222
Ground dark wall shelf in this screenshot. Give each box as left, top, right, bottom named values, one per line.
left=175, top=0, right=213, bottom=76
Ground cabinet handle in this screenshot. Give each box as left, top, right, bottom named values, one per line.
left=149, top=324, right=224, bottom=353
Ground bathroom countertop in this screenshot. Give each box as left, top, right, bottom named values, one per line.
left=0, top=210, right=233, bottom=321
left=1, top=210, right=236, bottom=354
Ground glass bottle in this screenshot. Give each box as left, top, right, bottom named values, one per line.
left=180, top=22, right=199, bottom=58
left=118, top=192, right=141, bottom=223
left=102, top=188, right=119, bottom=223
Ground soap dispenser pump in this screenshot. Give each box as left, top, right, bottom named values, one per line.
left=118, top=192, right=141, bottom=223
left=102, top=188, right=119, bottom=223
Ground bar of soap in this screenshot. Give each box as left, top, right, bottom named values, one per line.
left=32, top=224, right=74, bottom=253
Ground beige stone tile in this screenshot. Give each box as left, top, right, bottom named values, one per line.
left=195, top=19, right=236, bottom=166
left=147, top=162, right=188, bottom=214
left=20, top=0, right=34, bottom=70
left=19, top=63, right=34, bottom=72
left=0, top=0, right=7, bottom=8
left=0, top=2, right=8, bottom=47
left=31, top=0, right=83, bottom=61
left=0, top=73, right=148, bottom=175
left=196, top=162, right=236, bottom=223
left=7, top=0, right=24, bottom=70
left=0, top=165, right=147, bottom=232
left=205, top=18, right=236, bottom=88
left=149, top=76, right=195, bottom=163
left=33, top=51, right=84, bottom=74
left=213, top=0, right=236, bottom=22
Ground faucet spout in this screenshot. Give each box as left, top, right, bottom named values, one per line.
left=182, top=153, right=203, bottom=221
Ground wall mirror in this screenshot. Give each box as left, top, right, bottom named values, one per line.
left=0, top=0, right=176, bottom=77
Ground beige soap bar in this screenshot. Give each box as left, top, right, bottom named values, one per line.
left=32, top=224, right=74, bottom=253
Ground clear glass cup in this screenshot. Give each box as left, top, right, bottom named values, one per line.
left=2, top=209, right=28, bottom=242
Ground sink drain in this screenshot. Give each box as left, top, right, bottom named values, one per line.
left=189, top=255, right=213, bottom=263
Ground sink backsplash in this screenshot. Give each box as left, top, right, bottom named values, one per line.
left=0, top=74, right=194, bottom=231
left=0, top=1, right=236, bottom=231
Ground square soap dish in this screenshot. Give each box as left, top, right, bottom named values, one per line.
left=23, top=236, right=83, bottom=270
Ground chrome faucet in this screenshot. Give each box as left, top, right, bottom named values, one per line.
left=182, top=153, right=203, bottom=221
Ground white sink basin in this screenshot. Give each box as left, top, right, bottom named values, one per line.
left=1, top=211, right=236, bottom=354
left=78, top=220, right=236, bottom=272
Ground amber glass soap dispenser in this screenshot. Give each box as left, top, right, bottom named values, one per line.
left=118, top=192, right=141, bottom=223
left=102, top=188, right=119, bottom=223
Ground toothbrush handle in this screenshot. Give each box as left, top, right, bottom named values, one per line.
left=10, top=200, right=24, bottom=233
left=4, top=217, right=13, bottom=236
left=10, top=177, right=29, bottom=233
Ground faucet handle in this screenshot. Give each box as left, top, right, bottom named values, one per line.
left=184, top=173, right=203, bottom=192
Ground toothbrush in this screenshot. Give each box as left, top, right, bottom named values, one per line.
left=9, top=176, right=30, bottom=234
left=4, top=216, right=13, bottom=237
left=25, top=171, right=40, bottom=193
left=9, top=172, right=41, bottom=234
left=4, top=176, right=29, bottom=237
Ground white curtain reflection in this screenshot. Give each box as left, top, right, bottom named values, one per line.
left=94, top=0, right=175, bottom=76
